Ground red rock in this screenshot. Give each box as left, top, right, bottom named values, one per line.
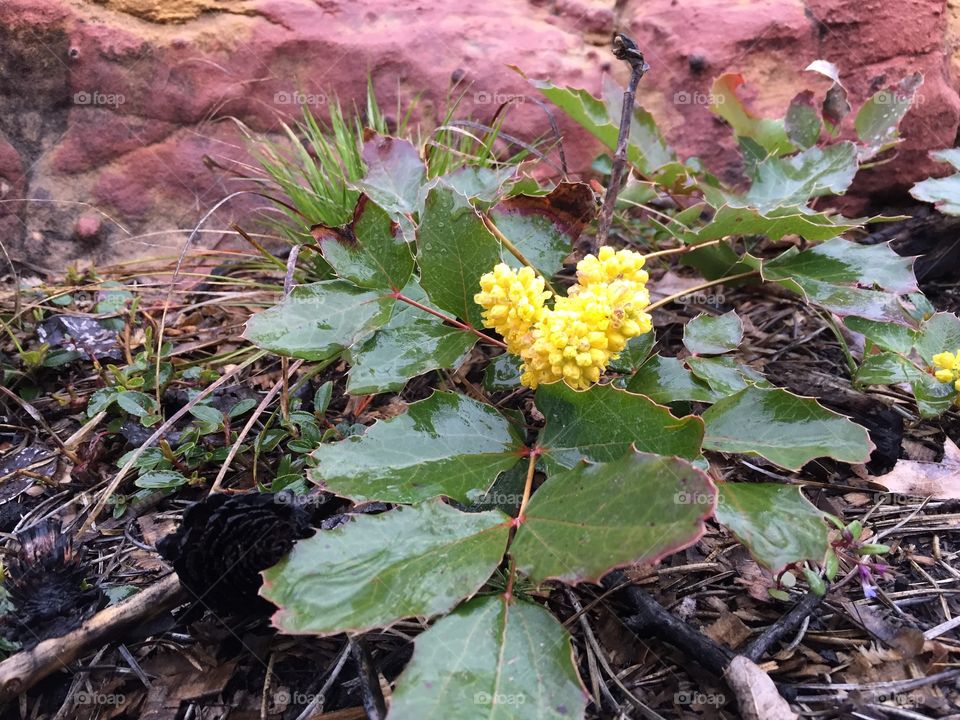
left=0, top=0, right=957, bottom=266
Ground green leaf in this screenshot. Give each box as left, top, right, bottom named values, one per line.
left=511, top=452, right=715, bottom=584
left=531, top=78, right=675, bottom=174
left=608, top=332, right=656, bottom=373
left=785, top=91, right=821, bottom=149
left=311, top=391, right=524, bottom=503
left=346, top=286, right=476, bottom=395
left=354, top=134, right=425, bottom=216
left=312, top=196, right=414, bottom=290
left=483, top=352, right=523, bottom=392
left=710, top=73, right=793, bottom=155
left=536, top=383, right=703, bottom=471
left=911, top=373, right=956, bottom=418
left=702, top=387, right=873, bottom=470
left=745, top=143, right=858, bottom=212
left=855, top=352, right=925, bottom=385
left=243, top=281, right=392, bottom=360
left=716, top=483, right=829, bottom=572
left=262, top=502, right=509, bottom=635
left=389, top=595, right=586, bottom=720
left=627, top=355, right=721, bottom=403
left=697, top=204, right=861, bottom=243
left=844, top=317, right=917, bottom=354
left=683, top=311, right=743, bottom=355
left=115, top=391, right=158, bottom=418
left=910, top=150, right=960, bottom=215
left=914, top=312, right=960, bottom=364
left=135, top=470, right=189, bottom=490
left=687, top=356, right=770, bottom=396
left=418, top=184, right=502, bottom=327
left=762, top=238, right=916, bottom=293
left=855, top=73, right=922, bottom=160
left=491, top=182, right=594, bottom=278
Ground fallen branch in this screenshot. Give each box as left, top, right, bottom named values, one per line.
left=744, top=589, right=826, bottom=662
left=0, top=574, right=184, bottom=702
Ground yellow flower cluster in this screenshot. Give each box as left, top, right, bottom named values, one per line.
left=475, top=247, right=652, bottom=390
left=932, top=350, right=960, bottom=392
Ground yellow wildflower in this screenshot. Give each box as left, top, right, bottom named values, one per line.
left=474, top=264, right=551, bottom=354
left=477, top=247, right=653, bottom=390
left=932, top=350, right=960, bottom=392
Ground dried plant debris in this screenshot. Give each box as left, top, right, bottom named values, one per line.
left=156, top=492, right=334, bottom=616
left=1, top=518, right=105, bottom=649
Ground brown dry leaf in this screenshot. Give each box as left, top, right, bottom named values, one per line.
left=724, top=655, right=799, bottom=720
left=871, top=437, right=960, bottom=499
left=841, top=600, right=925, bottom=659
left=705, top=611, right=752, bottom=649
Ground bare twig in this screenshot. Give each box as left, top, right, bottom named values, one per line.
left=0, top=574, right=185, bottom=701
left=595, top=33, right=649, bottom=249
left=744, top=589, right=826, bottom=662
left=351, top=638, right=387, bottom=720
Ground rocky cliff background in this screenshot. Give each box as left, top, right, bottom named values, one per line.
left=2, top=0, right=959, bottom=269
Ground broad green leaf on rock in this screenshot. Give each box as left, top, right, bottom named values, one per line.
left=536, top=383, right=703, bottom=472
left=762, top=238, right=916, bottom=294
left=785, top=91, right=821, bottom=149
left=702, top=387, right=873, bottom=470
left=855, top=73, right=923, bottom=160
left=243, top=281, right=392, bottom=360
left=355, top=134, right=425, bottom=216
left=311, top=391, right=524, bottom=503
left=530, top=78, right=675, bottom=175
left=484, top=352, right=523, bottom=392
left=491, top=182, right=594, bottom=278
left=687, top=356, right=770, bottom=396
left=627, top=355, right=721, bottom=403
left=715, top=483, right=829, bottom=571
left=389, top=595, right=586, bottom=720
left=683, top=311, right=743, bottom=355
left=696, top=204, right=861, bottom=243
left=911, top=149, right=960, bottom=215
left=710, top=73, right=793, bottom=155
left=418, top=184, right=502, bottom=327
left=914, top=312, right=960, bottom=364
left=608, top=332, right=656, bottom=373
left=855, top=352, right=925, bottom=385
left=346, top=286, right=477, bottom=394
left=511, top=452, right=715, bottom=584
left=262, top=502, right=509, bottom=635
left=312, top=196, right=414, bottom=290
left=442, top=166, right=517, bottom=204
left=844, top=317, right=917, bottom=354
left=744, top=143, right=858, bottom=212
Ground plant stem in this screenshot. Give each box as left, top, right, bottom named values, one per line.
left=392, top=292, right=507, bottom=349
left=482, top=215, right=558, bottom=295
left=595, top=33, right=649, bottom=249
left=643, top=238, right=722, bottom=260
left=516, top=447, right=541, bottom=522
left=645, top=270, right=759, bottom=312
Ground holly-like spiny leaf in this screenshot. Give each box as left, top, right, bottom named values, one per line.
left=683, top=310, right=743, bottom=355
left=354, top=133, right=425, bottom=217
